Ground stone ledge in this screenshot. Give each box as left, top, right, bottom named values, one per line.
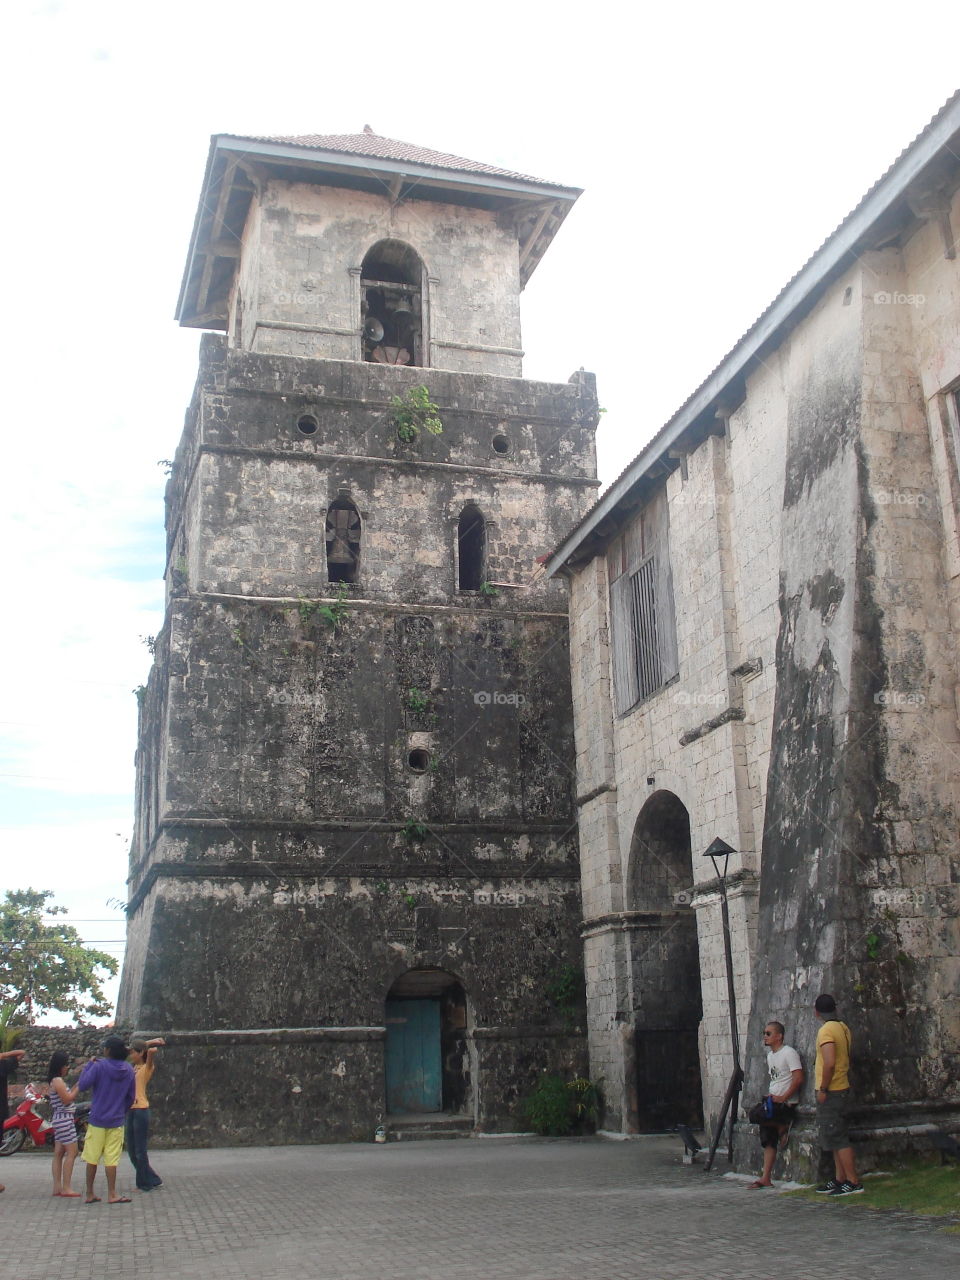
left=679, top=705, right=745, bottom=746
left=132, top=1026, right=387, bottom=1045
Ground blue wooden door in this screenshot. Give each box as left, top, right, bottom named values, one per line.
left=385, top=998, right=442, bottom=1113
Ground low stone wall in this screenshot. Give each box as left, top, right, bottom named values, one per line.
left=733, top=1100, right=960, bottom=1182
left=8, top=1026, right=124, bottom=1099
left=8, top=1024, right=589, bottom=1146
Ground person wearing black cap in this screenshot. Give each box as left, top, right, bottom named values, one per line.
left=813, top=994, right=863, bottom=1195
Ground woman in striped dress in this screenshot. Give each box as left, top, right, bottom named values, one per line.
left=47, top=1051, right=81, bottom=1198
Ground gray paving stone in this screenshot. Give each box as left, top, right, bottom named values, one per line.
left=0, top=1136, right=956, bottom=1279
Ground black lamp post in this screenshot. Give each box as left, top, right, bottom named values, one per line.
left=702, top=836, right=743, bottom=1171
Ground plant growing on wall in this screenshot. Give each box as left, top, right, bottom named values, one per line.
left=545, top=962, right=584, bottom=1028
left=521, top=1073, right=601, bottom=1136
left=297, top=583, right=349, bottom=630
left=402, top=818, right=428, bottom=843
left=391, top=386, right=443, bottom=443
left=407, top=687, right=430, bottom=714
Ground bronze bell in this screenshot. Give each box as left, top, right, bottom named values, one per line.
left=326, top=507, right=359, bottom=563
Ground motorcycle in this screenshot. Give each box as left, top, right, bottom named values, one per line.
left=0, top=1085, right=90, bottom=1155
left=1, top=1084, right=53, bottom=1155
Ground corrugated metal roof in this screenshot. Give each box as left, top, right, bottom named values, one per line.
left=547, top=85, right=960, bottom=573
left=234, top=128, right=568, bottom=187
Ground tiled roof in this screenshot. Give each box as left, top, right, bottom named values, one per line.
left=235, top=128, right=569, bottom=187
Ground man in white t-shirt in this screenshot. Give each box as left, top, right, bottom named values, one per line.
left=747, top=1021, right=804, bottom=1189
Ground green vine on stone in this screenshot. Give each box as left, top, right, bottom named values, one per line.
left=298, top=583, right=349, bottom=630
left=478, top=582, right=499, bottom=598
left=407, top=687, right=430, bottom=714
left=546, top=963, right=583, bottom=1028
left=391, top=386, right=443, bottom=443
left=402, top=818, right=428, bottom=843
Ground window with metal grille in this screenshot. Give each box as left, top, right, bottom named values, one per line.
left=631, top=556, right=663, bottom=701
left=608, top=490, right=678, bottom=714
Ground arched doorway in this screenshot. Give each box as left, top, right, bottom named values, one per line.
left=384, top=968, right=470, bottom=1115
left=628, top=790, right=703, bottom=1130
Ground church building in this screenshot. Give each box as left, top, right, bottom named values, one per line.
left=547, top=90, right=960, bottom=1172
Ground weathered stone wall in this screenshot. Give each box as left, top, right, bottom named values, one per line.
left=567, top=188, right=960, bottom=1162
left=121, top=337, right=599, bottom=1142
left=232, top=180, right=524, bottom=377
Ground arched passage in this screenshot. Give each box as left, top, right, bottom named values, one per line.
left=628, top=790, right=703, bottom=1130
left=360, top=240, right=424, bottom=366
left=384, top=968, right=470, bottom=1115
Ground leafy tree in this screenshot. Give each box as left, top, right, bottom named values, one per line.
left=0, top=889, right=118, bottom=1025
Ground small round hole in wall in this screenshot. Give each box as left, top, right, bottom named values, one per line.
left=297, top=415, right=319, bottom=436
left=408, top=749, right=430, bottom=773
left=491, top=434, right=511, bottom=455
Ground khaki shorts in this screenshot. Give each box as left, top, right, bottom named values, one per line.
left=82, top=1124, right=124, bottom=1167
left=817, top=1088, right=851, bottom=1151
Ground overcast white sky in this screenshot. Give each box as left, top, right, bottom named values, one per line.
left=1, top=0, right=956, bottom=1023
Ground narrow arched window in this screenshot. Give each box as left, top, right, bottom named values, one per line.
left=457, top=505, right=485, bottom=591
left=360, top=240, right=424, bottom=367
left=325, top=497, right=361, bottom=584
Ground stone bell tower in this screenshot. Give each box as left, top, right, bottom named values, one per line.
left=118, top=129, right=600, bottom=1143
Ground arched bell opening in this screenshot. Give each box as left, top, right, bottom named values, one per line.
left=628, top=790, right=703, bottom=1131
left=361, top=240, right=424, bottom=367
left=384, top=968, right=471, bottom=1115
left=325, top=495, right=361, bottom=584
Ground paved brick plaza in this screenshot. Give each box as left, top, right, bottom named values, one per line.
left=2, top=1136, right=957, bottom=1280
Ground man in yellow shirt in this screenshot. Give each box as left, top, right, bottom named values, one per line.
left=813, top=994, right=863, bottom=1195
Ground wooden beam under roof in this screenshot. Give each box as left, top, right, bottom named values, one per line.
left=519, top=202, right=556, bottom=271
left=195, top=157, right=239, bottom=317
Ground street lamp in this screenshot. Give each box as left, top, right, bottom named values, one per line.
left=702, top=837, right=743, bottom=1171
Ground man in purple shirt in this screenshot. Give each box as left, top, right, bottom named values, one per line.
left=77, top=1035, right=135, bottom=1204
